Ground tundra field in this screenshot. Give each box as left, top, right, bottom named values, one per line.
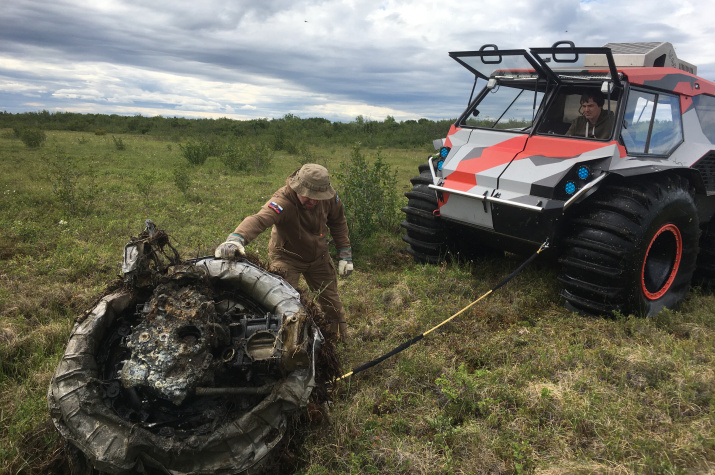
left=1, top=121, right=714, bottom=474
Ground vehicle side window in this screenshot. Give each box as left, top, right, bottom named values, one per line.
left=621, top=89, right=682, bottom=155
left=693, top=94, right=715, bottom=144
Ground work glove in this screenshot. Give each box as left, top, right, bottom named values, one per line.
left=338, top=259, right=353, bottom=276
left=337, top=247, right=353, bottom=276
left=214, top=233, right=246, bottom=259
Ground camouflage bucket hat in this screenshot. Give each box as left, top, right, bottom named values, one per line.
left=288, top=164, right=336, bottom=200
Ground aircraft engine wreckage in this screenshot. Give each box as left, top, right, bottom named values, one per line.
left=48, top=222, right=335, bottom=474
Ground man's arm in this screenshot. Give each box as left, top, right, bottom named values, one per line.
left=233, top=202, right=286, bottom=245
left=215, top=200, right=288, bottom=259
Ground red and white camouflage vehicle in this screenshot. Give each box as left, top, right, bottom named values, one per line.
left=402, top=41, right=715, bottom=316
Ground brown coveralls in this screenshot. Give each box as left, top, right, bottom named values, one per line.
left=231, top=176, right=351, bottom=334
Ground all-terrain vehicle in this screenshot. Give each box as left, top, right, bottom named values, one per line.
left=402, top=41, right=715, bottom=316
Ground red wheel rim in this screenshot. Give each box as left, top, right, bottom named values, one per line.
left=641, top=223, right=682, bottom=300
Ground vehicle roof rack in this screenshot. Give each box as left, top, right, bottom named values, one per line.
left=589, top=42, right=696, bottom=74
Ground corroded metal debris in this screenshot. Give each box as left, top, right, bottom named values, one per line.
left=121, top=283, right=225, bottom=405
left=48, top=221, right=331, bottom=474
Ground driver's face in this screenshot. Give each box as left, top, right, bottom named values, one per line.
left=581, top=99, right=602, bottom=124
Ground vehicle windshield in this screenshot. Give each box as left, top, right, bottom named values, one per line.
left=451, top=46, right=618, bottom=135
left=459, top=83, right=545, bottom=130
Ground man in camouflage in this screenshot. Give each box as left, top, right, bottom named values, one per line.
left=215, top=164, right=353, bottom=341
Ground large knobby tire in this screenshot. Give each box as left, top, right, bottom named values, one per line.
left=401, top=164, right=446, bottom=264
left=694, top=219, right=715, bottom=289
left=559, top=175, right=700, bottom=317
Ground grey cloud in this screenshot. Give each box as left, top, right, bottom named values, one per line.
left=1, top=0, right=714, bottom=122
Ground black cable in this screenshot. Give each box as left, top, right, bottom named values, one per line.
left=333, top=240, right=549, bottom=383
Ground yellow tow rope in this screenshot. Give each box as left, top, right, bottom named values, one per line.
left=333, top=240, right=550, bottom=383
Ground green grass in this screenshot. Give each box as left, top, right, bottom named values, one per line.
left=1, top=129, right=714, bottom=474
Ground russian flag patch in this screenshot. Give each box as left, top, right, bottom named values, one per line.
left=268, top=202, right=283, bottom=214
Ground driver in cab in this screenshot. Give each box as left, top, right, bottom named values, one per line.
left=566, top=91, right=614, bottom=139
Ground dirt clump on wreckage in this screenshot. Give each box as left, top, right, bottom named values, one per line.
left=47, top=221, right=340, bottom=474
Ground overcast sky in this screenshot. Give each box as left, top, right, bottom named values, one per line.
left=2, top=0, right=714, bottom=123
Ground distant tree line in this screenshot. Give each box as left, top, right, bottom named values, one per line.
left=0, top=110, right=457, bottom=149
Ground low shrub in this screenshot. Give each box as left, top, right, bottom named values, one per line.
left=20, top=128, right=46, bottom=148
left=136, top=170, right=157, bottom=200
left=295, top=142, right=315, bottom=166
left=220, top=142, right=250, bottom=173
left=46, top=148, right=97, bottom=216
left=112, top=135, right=126, bottom=151
left=335, top=143, right=400, bottom=246
left=179, top=140, right=211, bottom=166
left=172, top=165, right=192, bottom=197
left=247, top=142, right=274, bottom=173
left=219, top=141, right=274, bottom=174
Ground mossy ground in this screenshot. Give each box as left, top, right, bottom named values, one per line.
left=1, top=129, right=713, bottom=474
